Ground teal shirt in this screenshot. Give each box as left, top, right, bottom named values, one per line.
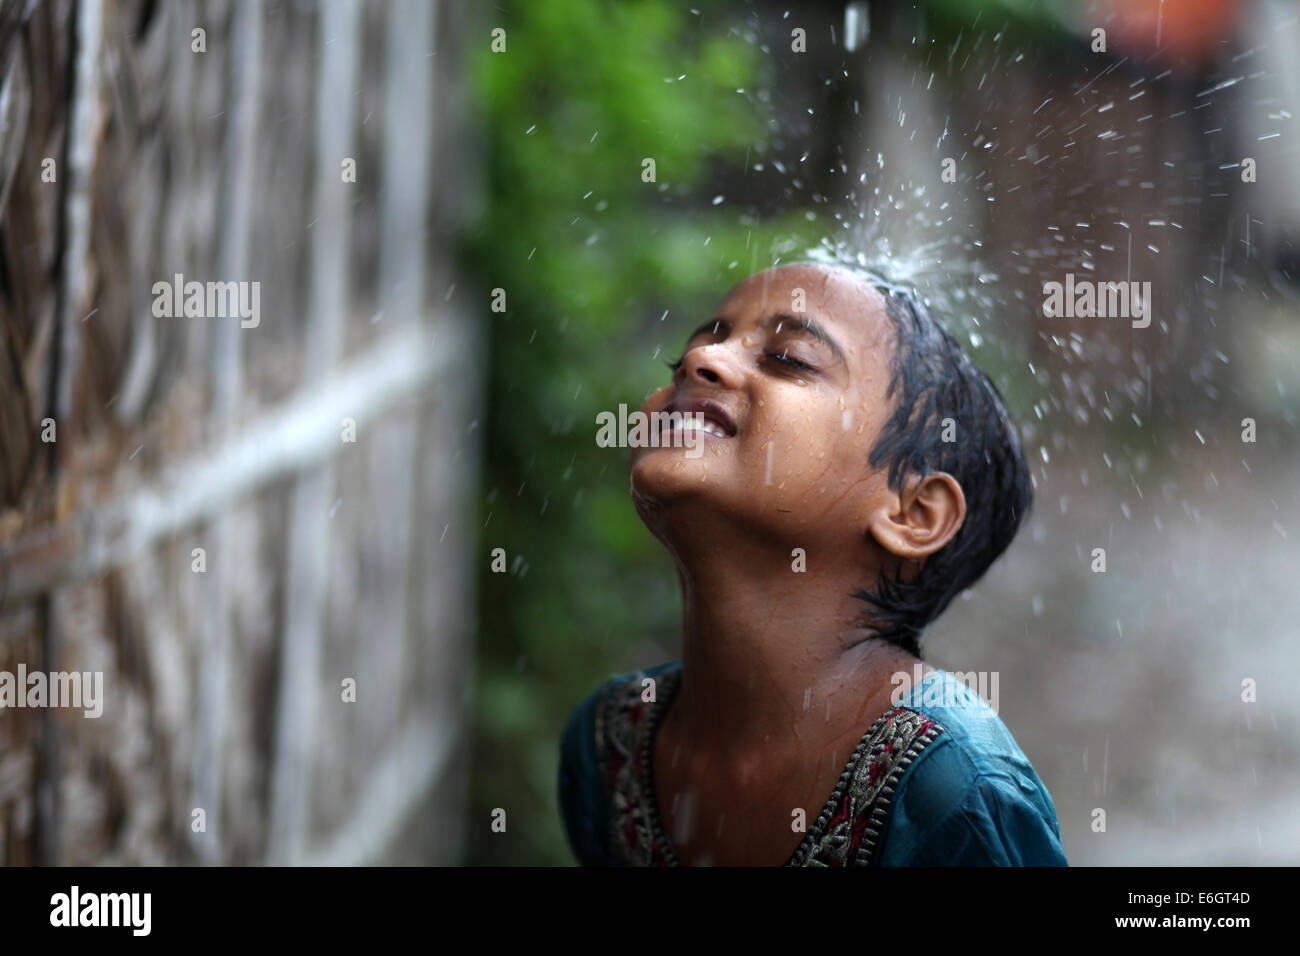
left=876, top=668, right=1067, bottom=865
left=558, top=661, right=1068, bottom=866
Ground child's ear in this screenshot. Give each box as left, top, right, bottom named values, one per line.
left=867, top=471, right=966, bottom=561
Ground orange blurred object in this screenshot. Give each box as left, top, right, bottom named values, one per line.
left=1089, top=0, right=1246, bottom=74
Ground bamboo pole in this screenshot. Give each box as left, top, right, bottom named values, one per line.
left=415, top=0, right=484, bottom=864
left=355, top=0, right=437, bottom=776
left=35, top=0, right=103, bottom=868
left=267, top=0, right=362, bottom=866
left=191, top=0, right=263, bottom=865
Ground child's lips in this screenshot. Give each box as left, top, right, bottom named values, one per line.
left=661, top=396, right=738, bottom=439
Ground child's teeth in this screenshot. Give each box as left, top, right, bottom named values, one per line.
left=674, top=416, right=730, bottom=438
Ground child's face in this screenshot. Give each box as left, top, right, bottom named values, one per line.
left=630, top=264, right=901, bottom=547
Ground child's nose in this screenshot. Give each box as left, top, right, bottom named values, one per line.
left=679, top=343, right=741, bottom=389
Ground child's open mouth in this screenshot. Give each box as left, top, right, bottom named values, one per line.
left=659, top=397, right=738, bottom=440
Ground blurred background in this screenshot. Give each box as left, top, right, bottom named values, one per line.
left=0, top=0, right=1296, bottom=866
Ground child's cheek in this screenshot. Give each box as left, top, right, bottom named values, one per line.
left=640, top=385, right=673, bottom=417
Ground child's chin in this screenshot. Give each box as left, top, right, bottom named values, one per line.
left=629, top=448, right=714, bottom=498
left=629, top=461, right=713, bottom=537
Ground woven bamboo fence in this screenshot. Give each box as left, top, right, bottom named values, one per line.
left=0, top=0, right=481, bottom=865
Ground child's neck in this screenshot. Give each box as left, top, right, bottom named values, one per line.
left=666, top=535, right=923, bottom=755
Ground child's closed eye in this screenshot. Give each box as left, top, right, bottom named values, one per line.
left=764, top=350, right=815, bottom=372
left=666, top=350, right=815, bottom=377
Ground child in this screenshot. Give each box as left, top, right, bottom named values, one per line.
left=558, top=261, right=1067, bottom=866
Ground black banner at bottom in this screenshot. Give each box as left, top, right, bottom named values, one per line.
left=0, top=865, right=1274, bottom=941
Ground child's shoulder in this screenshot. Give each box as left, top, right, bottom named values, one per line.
left=557, top=660, right=681, bottom=865
left=894, top=669, right=1040, bottom=777
left=566, top=658, right=682, bottom=714
left=564, top=659, right=682, bottom=733
left=880, top=668, right=1067, bottom=865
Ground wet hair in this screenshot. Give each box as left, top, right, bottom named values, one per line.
left=793, top=260, right=1033, bottom=657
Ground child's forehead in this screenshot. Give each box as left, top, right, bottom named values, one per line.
left=723, top=264, right=894, bottom=345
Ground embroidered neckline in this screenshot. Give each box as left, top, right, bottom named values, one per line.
left=602, top=663, right=945, bottom=867
left=637, top=668, right=682, bottom=865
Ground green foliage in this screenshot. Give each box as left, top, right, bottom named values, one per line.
left=456, top=0, right=817, bottom=865
left=921, top=0, right=1079, bottom=53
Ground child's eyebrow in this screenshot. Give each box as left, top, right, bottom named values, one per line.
left=762, top=313, right=848, bottom=366
left=683, top=318, right=731, bottom=343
